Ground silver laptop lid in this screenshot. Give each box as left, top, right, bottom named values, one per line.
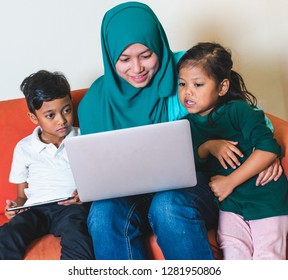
left=64, top=119, right=197, bottom=202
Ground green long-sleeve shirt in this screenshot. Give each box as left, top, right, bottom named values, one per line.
left=183, top=100, right=288, bottom=220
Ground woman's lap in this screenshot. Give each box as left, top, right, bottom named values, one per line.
left=88, top=172, right=218, bottom=259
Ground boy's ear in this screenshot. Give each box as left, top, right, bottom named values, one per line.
left=218, top=79, right=229, bottom=96
left=27, top=112, right=39, bottom=125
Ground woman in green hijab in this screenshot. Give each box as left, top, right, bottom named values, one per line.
left=78, top=2, right=282, bottom=259
left=78, top=2, right=186, bottom=133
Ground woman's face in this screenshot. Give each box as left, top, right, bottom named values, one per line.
left=115, top=43, right=159, bottom=88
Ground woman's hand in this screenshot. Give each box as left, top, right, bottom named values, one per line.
left=200, top=140, right=243, bottom=169
left=256, top=158, right=283, bottom=186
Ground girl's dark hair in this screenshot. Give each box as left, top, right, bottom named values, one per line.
left=20, top=70, right=71, bottom=113
left=177, top=42, right=257, bottom=118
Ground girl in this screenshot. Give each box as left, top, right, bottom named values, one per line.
left=177, top=42, right=288, bottom=259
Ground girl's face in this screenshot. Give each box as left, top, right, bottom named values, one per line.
left=115, top=43, right=159, bottom=88
left=28, top=95, right=73, bottom=147
left=178, top=65, right=228, bottom=116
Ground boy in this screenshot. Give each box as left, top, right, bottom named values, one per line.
left=0, top=70, right=94, bottom=259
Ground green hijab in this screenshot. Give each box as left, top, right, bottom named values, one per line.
left=78, top=2, right=178, bottom=134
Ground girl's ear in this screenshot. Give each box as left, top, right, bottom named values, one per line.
left=219, top=79, right=229, bottom=96
left=27, top=112, right=39, bottom=125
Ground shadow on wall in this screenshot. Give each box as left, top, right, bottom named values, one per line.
left=279, top=55, right=288, bottom=121
left=179, top=19, right=288, bottom=121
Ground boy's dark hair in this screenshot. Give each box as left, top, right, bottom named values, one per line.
left=20, top=70, right=71, bottom=113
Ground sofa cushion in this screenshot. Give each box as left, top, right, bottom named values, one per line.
left=24, top=235, right=61, bottom=260
left=0, top=98, right=36, bottom=212
left=266, top=113, right=288, bottom=177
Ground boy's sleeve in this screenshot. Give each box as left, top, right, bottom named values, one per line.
left=9, top=143, right=28, bottom=184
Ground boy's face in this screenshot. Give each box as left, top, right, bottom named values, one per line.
left=28, top=95, right=73, bottom=147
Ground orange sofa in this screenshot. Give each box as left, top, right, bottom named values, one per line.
left=0, top=89, right=287, bottom=259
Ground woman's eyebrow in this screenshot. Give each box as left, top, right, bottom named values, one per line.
left=120, top=49, right=151, bottom=57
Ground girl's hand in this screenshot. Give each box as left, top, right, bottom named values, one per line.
left=57, top=190, right=82, bottom=206
left=204, top=140, right=243, bottom=169
left=256, top=158, right=283, bottom=186
left=209, top=175, right=235, bottom=202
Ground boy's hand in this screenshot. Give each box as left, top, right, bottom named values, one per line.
left=5, top=200, right=19, bottom=219
left=57, top=190, right=82, bottom=206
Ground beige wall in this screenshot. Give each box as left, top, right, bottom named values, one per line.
left=1, top=0, right=287, bottom=120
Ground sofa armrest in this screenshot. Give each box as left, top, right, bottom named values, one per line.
left=265, top=113, right=288, bottom=177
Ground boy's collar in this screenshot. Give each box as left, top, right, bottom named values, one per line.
left=31, top=126, right=79, bottom=153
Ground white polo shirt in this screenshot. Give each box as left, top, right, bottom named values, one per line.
left=9, top=126, right=79, bottom=205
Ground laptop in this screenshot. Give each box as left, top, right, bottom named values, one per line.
left=6, top=196, right=74, bottom=212
left=64, top=119, right=197, bottom=202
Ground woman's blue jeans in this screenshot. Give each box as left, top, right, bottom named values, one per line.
left=87, top=172, right=218, bottom=260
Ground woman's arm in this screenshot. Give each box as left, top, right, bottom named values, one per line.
left=256, top=158, right=283, bottom=186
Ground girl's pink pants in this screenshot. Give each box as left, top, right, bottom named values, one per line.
left=218, top=210, right=288, bottom=259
